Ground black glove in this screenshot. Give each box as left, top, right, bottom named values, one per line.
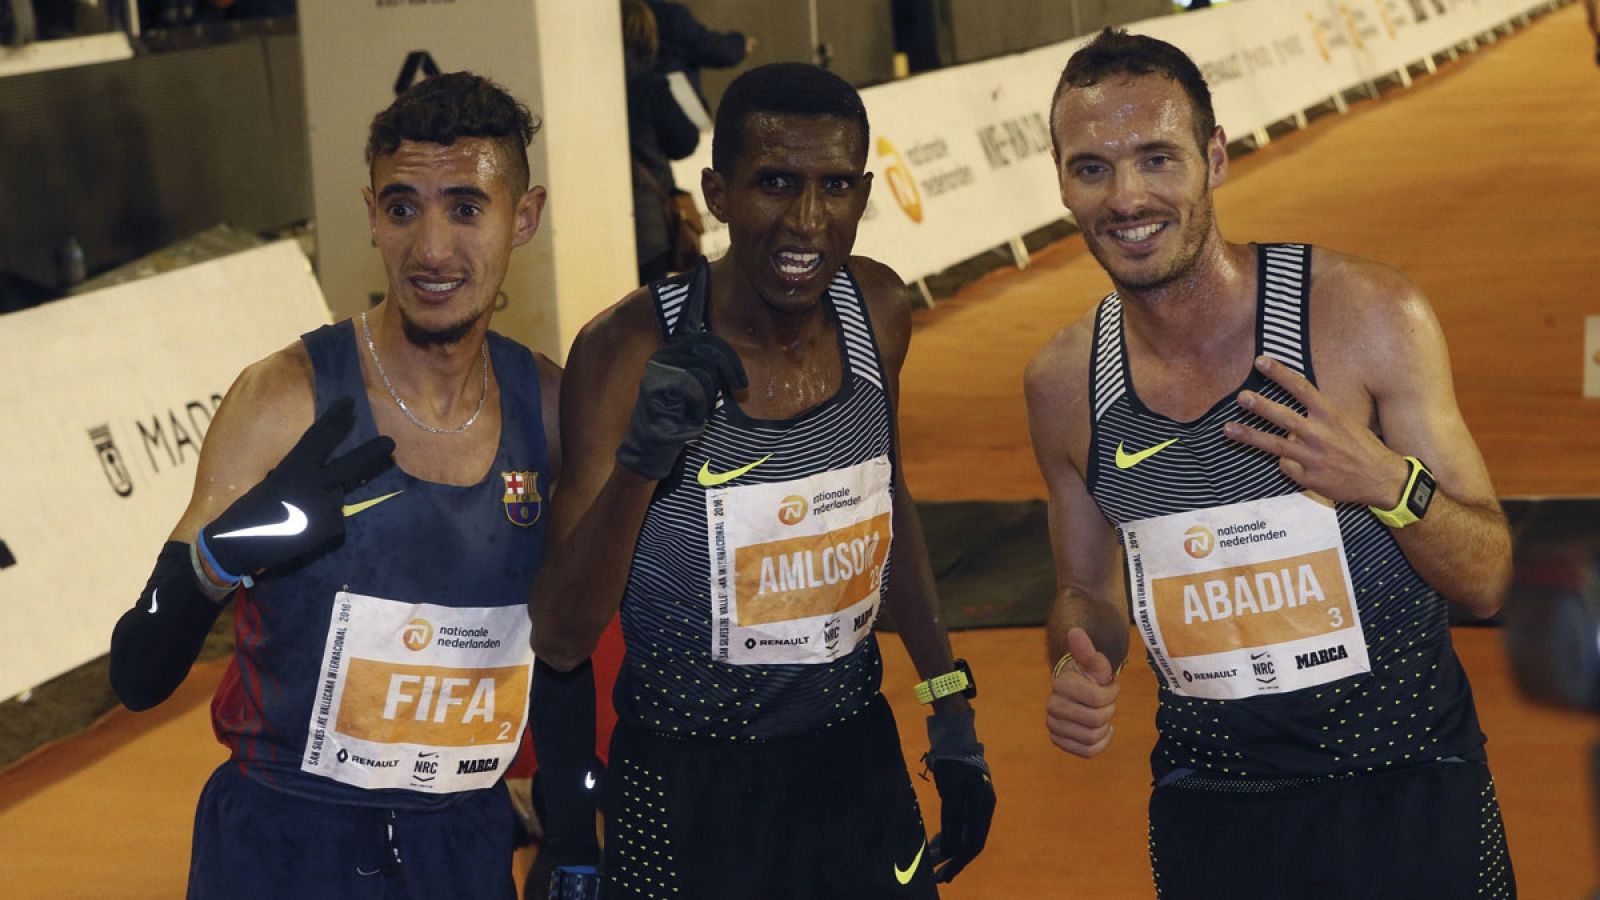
left=923, top=708, right=996, bottom=883
left=196, top=396, right=394, bottom=585
left=615, top=332, right=747, bottom=480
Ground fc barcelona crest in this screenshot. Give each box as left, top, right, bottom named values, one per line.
left=501, top=471, right=542, bottom=527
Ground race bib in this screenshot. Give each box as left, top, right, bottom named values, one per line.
left=1123, top=492, right=1369, bottom=699
left=708, top=456, right=893, bottom=665
left=301, top=592, right=532, bottom=792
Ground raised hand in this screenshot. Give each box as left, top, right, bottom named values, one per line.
left=197, top=396, right=394, bottom=585
left=1223, top=355, right=1408, bottom=509
left=1046, top=627, right=1120, bottom=758
left=615, top=331, right=748, bottom=480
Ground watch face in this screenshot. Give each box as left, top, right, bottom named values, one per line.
left=1408, top=470, right=1437, bottom=517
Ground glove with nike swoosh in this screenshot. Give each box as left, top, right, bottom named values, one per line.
left=924, top=708, right=995, bottom=883
left=196, top=396, right=394, bottom=586
left=616, top=331, right=747, bottom=480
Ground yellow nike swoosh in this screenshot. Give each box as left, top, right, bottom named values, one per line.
left=697, top=454, right=771, bottom=487
left=894, top=840, right=926, bottom=885
left=342, top=491, right=403, bottom=517
left=1115, top=438, right=1179, bottom=469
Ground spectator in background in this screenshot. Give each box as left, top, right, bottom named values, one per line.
left=649, top=0, right=753, bottom=103
left=624, top=0, right=702, bottom=285
left=2, top=0, right=35, bottom=46
left=1585, top=0, right=1598, bottom=65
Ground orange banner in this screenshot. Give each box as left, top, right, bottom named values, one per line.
left=1151, top=548, right=1353, bottom=658
left=336, top=659, right=529, bottom=747
left=735, top=513, right=891, bottom=626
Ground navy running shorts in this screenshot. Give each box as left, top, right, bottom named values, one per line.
left=188, top=762, right=519, bottom=899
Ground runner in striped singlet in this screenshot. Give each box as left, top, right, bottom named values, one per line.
left=531, top=64, right=995, bottom=898
left=1026, top=30, right=1515, bottom=899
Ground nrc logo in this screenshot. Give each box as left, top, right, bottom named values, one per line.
left=457, top=757, right=500, bottom=775
left=1183, top=526, right=1214, bottom=559
left=401, top=619, right=433, bottom=651
left=778, top=495, right=808, bottom=526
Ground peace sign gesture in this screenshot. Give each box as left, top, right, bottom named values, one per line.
left=1222, top=355, right=1409, bottom=510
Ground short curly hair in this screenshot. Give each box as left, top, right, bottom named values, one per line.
left=1050, top=29, right=1216, bottom=157
left=712, top=63, right=868, bottom=174
left=366, top=71, right=540, bottom=195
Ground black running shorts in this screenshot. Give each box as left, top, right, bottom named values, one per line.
left=601, top=693, right=937, bottom=900
left=1148, top=757, right=1515, bottom=899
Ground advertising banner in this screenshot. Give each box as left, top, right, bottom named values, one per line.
left=0, top=241, right=330, bottom=700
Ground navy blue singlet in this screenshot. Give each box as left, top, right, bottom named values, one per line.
left=210, top=319, right=549, bottom=810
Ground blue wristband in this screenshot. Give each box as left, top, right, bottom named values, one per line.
left=195, top=530, right=253, bottom=589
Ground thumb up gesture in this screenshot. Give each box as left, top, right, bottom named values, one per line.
left=1045, top=627, right=1121, bottom=758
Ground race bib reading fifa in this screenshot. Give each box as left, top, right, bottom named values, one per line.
left=707, top=456, right=893, bottom=665
left=1122, top=492, right=1369, bottom=699
left=301, top=592, right=532, bottom=792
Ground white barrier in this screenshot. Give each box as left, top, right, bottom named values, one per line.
left=673, top=0, right=1555, bottom=287
left=0, top=32, right=133, bottom=79
left=0, top=241, right=330, bottom=701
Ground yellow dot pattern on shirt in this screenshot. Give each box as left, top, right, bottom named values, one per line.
left=622, top=603, right=881, bottom=741
left=1154, top=550, right=1474, bottom=779
left=606, top=758, right=679, bottom=898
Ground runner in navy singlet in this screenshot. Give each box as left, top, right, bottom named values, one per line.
left=530, top=64, right=996, bottom=898
left=110, top=73, right=575, bottom=899
left=1026, top=30, right=1514, bottom=898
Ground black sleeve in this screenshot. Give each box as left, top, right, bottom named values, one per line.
left=109, top=541, right=227, bottom=711
left=530, top=657, right=601, bottom=860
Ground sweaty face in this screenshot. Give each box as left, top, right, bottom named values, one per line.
left=704, top=113, right=872, bottom=314
left=1051, top=75, right=1224, bottom=292
left=364, top=138, right=543, bottom=346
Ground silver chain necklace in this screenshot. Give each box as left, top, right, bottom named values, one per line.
left=360, top=310, right=488, bottom=435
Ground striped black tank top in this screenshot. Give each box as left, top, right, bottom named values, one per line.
left=615, top=263, right=894, bottom=740
left=1087, top=243, right=1486, bottom=780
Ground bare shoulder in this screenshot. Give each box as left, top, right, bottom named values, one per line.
left=848, top=255, right=912, bottom=365
left=1025, top=309, right=1098, bottom=470
left=1025, top=309, right=1096, bottom=410
left=569, top=285, right=663, bottom=377
left=1310, top=248, right=1438, bottom=347
left=171, top=340, right=315, bottom=540
left=215, top=341, right=317, bottom=455
left=1309, top=247, right=1445, bottom=386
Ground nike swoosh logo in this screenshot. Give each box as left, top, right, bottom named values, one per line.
left=148, top=589, right=159, bottom=615
left=214, top=501, right=308, bottom=539
left=894, top=840, right=925, bottom=885
left=584, top=771, right=597, bottom=791
left=1115, top=438, right=1179, bottom=469
left=697, top=454, right=772, bottom=487
left=342, top=491, right=404, bottom=518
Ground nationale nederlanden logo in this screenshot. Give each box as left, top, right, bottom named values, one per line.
left=778, top=495, right=808, bottom=526
left=1183, top=525, right=1214, bottom=559
left=876, top=137, right=923, bottom=224
left=401, top=618, right=434, bottom=651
